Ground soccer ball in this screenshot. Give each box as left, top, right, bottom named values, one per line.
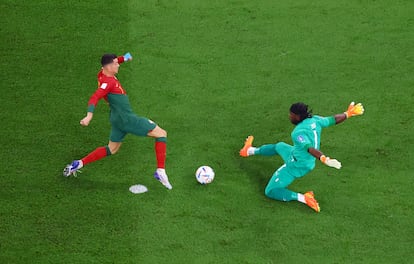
left=195, top=166, right=215, bottom=184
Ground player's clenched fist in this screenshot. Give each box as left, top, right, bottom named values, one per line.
left=80, top=113, right=93, bottom=126
left=344, top=102, right=364, bottom=118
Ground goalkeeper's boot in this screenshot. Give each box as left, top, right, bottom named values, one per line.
left=63, top=160, right=83, bottom=177
left=304, top=191, right=320, bottom=212
left=154, top=169, right=173, bottom=190
left=240, top=136, right=254, bottom=157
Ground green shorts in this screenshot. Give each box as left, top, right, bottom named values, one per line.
left=266, top=164, right=296, bottom=191
left=275, top=142, right=313, bottom=177
left=110, top=115, right=157, bottom=142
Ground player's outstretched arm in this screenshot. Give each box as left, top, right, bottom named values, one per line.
left=332, top=102, right=365, bottom=125
left=308, top=147, right=342, bottom=169
left=344, top=101, right=364, bottom=118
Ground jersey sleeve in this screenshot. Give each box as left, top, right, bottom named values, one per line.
left=87, top=81, right=112, bottom=112
left=293, top=131, right=313, bottom=150
left=315, top=115, right=336, bottom=128
left=117, top=56, right=125, bottom=64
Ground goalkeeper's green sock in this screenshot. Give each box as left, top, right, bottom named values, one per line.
left=254, top=144, right=278, bottom=156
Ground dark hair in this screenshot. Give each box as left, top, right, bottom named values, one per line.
left=101, top=54, right=117, bottom=66
left=290, top=102, right=313, bottom=121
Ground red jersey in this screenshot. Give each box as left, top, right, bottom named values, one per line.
left=87, top=56, right=127, bottom=113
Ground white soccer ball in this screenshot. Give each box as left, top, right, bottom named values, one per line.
left=195, top=166, right=215, bottom=184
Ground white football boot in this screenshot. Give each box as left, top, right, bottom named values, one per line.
left=63, top=160, right=83, bottom=177
left=154, top=169, right=172, bottom=190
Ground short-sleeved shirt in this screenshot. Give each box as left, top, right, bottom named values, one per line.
left=289, top=116, right=335, bottom=173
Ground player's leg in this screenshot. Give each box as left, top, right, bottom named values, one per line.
left=147, top=126, right=172, bottom=190
left=125, top=116, right=172, bottom=190
left=264, top=165, right=320, bottom=212
left=240, top=136, right=293, bottom=162
left=126, top=117, right=168, bottom=170
left=147, top=126, right=167, bottom=170
left=80, top=141, right=121, bottom=165
left=264, top=165, right=297, bottom=201
left=256, top=142, right=292, bottom=161
left=80, top=127, right=125, bottom=166
left=63, top=127, right=126, bottom=177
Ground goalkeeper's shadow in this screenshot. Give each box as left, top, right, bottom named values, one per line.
left=237, top=157, right=282, bottom=193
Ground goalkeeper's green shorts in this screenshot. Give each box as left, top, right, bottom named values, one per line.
left=265, top=142, right=314, bottom=191
left=265, top=162, right=313, bottom=192
left=266, top=164, right=296, bottom=190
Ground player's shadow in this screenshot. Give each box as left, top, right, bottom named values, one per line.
left=59, top=174, right=132, bottom=192
left=237, top=157, right=315, bottom=215
left=237, top=155, right=283, bottom=192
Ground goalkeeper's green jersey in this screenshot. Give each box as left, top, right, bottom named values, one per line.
left=289, top=115, right=335, bottom=171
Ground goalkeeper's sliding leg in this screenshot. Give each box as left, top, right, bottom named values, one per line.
left=240, top=136, right=320, bottom=212
left=240, top=136, right=292, bottom=160
left=265, top=165, right=320, bottom=212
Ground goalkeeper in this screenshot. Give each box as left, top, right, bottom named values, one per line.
left=240, top=102, right=364, bottom=212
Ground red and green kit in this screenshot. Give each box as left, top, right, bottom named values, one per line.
left=87, top=56, right=157, bottom=142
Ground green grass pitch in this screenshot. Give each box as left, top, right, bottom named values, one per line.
left=1, top=0, right=413, bottom=263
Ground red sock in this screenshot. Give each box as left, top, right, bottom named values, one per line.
left=81, top=146, right=110, bottom=166
left=155, top=141, right=166, bottom=169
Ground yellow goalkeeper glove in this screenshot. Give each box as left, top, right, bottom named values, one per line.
left=320, top=155, right=342, bottom=169
left=344, top=102, right=364, bottom=118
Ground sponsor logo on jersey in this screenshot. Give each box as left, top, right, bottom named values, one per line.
left=100, top=83, right=108, bottom=89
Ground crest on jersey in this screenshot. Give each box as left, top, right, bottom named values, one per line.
left=100, top=83, right=108, bottom=89
left=297, top=135, right=305, bottom=143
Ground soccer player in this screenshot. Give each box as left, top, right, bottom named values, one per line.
left=239, top=102, right=364, bottom=212
left=63, top=53, right=172, bottom=190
